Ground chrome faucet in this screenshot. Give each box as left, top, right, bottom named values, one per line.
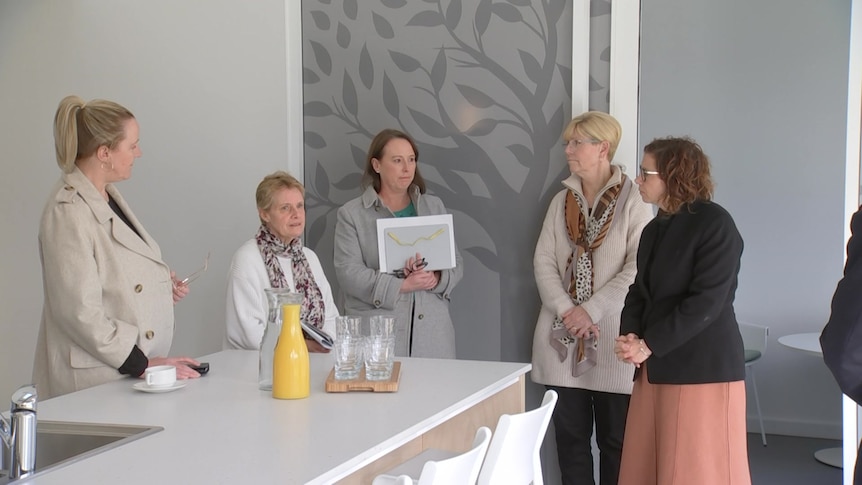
left=0, top=385, right=37, bottom=480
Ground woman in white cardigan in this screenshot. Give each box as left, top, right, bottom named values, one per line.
left=531, top=112, right=653, bottom=485
left=224, top=171, right=338, bottom=350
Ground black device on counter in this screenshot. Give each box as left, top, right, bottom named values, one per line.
left=188, top=362, right=210, bottom=375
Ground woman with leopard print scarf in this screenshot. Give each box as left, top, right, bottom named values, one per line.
left=531, top=112, right=653, bottom=485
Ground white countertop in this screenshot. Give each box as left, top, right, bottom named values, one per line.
left=20, top=350, right=530, bottom=484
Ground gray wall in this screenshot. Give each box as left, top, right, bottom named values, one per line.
left=301, top=0, right=573, bottom=367
left=639, top=0, right=852, bottom=438
left=0, top=0, right=291, bottom=400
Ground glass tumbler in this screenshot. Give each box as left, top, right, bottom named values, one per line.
left=364, top=335, right=395, bottom=381
left=335, top=315, right=362, bottom=339
left=370, top=315, right=396, bottom=338
left=334, top=334, right=364, bottom=380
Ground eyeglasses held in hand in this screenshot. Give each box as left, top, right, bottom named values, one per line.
left=181, top=252, right=210, bottom=285
left=392, top=258, right=427, bottom=279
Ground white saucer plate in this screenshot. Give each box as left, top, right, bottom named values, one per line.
left=132, top=381, right=187, bottom=393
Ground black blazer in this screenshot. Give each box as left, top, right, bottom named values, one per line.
left=620, top=200, right=745, bottom=384
left=820, top=206, right=862, bottom=485
left=821, top=206, right=862, bottom=404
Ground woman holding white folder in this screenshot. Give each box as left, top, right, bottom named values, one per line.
left=334, top=129, right=463, bottom=358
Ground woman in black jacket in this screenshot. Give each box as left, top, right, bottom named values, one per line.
left=614, top=137, right=751, bottom=485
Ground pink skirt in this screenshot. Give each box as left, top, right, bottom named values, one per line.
left=618, top=365, right=751, bottom=485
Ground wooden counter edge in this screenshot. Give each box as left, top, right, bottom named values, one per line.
left=335, top=374, right=526, bottom=484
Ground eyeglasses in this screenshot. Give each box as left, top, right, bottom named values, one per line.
left=638, top=166, right=660, bottom=179
left=393, top=257, right=427, bottom=279
left=180, top=251, right=210, bottom=285
left=563, top=138, right=600, bottom=149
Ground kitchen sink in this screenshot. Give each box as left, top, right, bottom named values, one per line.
left=0, top=420, right=162, bottom=483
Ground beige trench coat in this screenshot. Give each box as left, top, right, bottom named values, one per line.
left=32, top=168, right=174, bottom=398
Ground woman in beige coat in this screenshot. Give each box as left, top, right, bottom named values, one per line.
left=33, top=95, right=201, bottom=399
left=531, top=112, right=653, bottom=485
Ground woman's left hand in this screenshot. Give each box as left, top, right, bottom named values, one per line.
left=147, top=356, right=201, bottom=379
left=171, top=271, right=190, bottom=304
left=305, top=339, right=331, bottom=353
left=562, top=306, right=599, bottom=339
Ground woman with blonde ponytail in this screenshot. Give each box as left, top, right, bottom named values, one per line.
left=33, top=95, right=202, bottom=398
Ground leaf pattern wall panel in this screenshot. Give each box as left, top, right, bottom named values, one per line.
left=302, top=0, right=573, bottom=362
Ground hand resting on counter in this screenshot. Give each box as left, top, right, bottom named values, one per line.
left=147, top=356, right=202, bottom=379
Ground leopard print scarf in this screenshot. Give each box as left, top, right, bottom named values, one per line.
left=255, top=225, right=325, bottom=331
left=550, top=177, right=625, bottom=376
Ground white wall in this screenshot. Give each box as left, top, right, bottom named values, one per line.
left=0, top=0, right=295, bottom=399
left=639, top=0, right=852, bottom=438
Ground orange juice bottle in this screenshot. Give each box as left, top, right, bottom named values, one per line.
left=272, top=293, right=309, bottom=399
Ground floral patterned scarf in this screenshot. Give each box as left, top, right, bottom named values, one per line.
left=255, top=225, right=325, bottom=330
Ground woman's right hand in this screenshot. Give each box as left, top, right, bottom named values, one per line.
left=147, top=356, right=201, bottom=379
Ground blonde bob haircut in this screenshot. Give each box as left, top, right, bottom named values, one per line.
left=53, top=95, right=135, bottom=173
left=562, top=111, right=623, bottom=162
left=255, top=171, right=305, bottom=225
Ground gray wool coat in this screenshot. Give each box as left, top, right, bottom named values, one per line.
left=334, top=186, right=463, bottom=358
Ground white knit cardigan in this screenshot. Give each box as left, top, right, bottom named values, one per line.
left=224, top=238, right=339, bottom=350
left=531, top=166, right=654, bottom=394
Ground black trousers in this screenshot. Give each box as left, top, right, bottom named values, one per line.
left=547, top=386, right=630, bottom=485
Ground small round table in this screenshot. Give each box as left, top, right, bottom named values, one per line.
left=777, top=332, right=842, bottom=469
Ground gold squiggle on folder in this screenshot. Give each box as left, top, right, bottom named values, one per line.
left=387, top=228, right=446, bottom=246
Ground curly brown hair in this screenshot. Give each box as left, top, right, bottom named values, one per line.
left=644, top=137, right=714, bottom=214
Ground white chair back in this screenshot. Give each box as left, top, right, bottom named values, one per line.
left=416, top=426, right=492, bottom=485
left=372, top=426, right=492, bottom=485
left=477, top=389, right=558, bottom=485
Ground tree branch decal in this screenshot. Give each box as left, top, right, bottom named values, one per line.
left=302, top=0, right=573, bottom=361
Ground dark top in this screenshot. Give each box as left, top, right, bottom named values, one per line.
left=109, top=195, right=143, bottom=240
left=620, top=200, right=746, bottom=384
left=822, top=206, right=862, bottom=404
left=109, top=195, right=149, bottom=376
left=821, top=205, right=862, bottom=485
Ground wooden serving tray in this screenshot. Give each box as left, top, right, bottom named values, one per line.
left=325, top=361, right=401, bottom=393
